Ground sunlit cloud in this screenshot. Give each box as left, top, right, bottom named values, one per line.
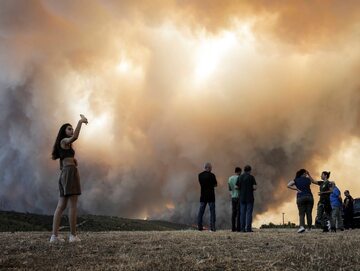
left=193, top=23, right=254, bottom=86
left=116, top=59, right=131, bottom=73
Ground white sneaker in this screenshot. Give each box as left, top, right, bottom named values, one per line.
left=297, top=226, right=305, bottom=233
left=50, top=235, right=65, bottom=243
left=69, top=234, right=81, bottom=243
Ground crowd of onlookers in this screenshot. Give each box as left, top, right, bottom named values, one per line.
left=288, top=169, right=355, bottom=233
left=196, top=163, right=355, bottom=233
left=197, top=163, right=257, bottom=232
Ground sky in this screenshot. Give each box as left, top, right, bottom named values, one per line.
left=1, top=0, right=360, bottom=228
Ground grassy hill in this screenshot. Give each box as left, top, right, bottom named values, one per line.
left=0, top=211, right=194, bottom=232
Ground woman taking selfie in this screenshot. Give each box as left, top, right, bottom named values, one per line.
left=50, top=114, right=88, bottom=243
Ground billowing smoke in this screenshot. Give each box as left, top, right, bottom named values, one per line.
left=1, top=1, right=360, bottom=227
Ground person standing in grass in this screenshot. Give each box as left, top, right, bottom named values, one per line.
left=309, top=171, right=333, bottom=232
left=50, top=114, right=88, bottom=243
left=228, top=167, right=242, bottom=232
left=236, top=165, right=257, bottom=232
left=287, top=169, right=314, bottom=233
left=343, top=190, right=354, bottom=229
left=197, top=162, right=217, bottom=232
left=329, top=181, right=344, bottom=232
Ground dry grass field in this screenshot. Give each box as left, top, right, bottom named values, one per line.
left=1, top=229, right=360, bottom=270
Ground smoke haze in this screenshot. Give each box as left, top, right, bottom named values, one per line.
left=1, top=0, right=360, bottom=227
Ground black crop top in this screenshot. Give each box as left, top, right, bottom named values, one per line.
left=59, top=146, right=75, bottom=160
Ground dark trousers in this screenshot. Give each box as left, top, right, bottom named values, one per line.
left=197, top=202, right=216, bottom=231
left=296, top=195, right=314, bottom=229
left=317, top=201, right=332, bottom=229
left=240, top=202, right=254, bottom=232
left=343, top=210, right=354, bottom=229
left=231, top=198, right=240, bottom=231
left=330, top=206, right=344, bottom=230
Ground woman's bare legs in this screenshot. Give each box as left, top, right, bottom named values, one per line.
left=52, top=197, right=68, bottom=236
left=69, top=195, right=78, bottom=235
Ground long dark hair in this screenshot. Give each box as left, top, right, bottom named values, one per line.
left=51, top=123, right=71, bottom=160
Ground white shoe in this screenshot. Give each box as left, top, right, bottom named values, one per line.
left=69, top=234, right=81, bottom=243
left=50, top=235, right=65, bottom=243
left=297, top=226, right=305, bottom=233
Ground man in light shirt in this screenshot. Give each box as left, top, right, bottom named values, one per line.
left=228, top=167, right=242, bottom=232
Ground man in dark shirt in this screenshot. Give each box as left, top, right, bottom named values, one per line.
left=197, top=162, right=217, bottom=231
left=236, top=165, right=257, bottom=232
left=343, top=190, right=354, bottom=229
left=311, top=171, right=333, bottom=232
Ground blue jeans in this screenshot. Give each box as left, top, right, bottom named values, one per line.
left=197, top=202, right=216, bottom=231
left=240, top=202, right=254, bottom=232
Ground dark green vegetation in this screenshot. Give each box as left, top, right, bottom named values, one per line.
left=260, top=222, right=297, bottom=229
left=0, top=211, right=193, bottom=232
left=1, top=229, right=360, bottom=270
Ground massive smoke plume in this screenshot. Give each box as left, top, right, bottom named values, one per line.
left=1, top=0, right=360, bottom=227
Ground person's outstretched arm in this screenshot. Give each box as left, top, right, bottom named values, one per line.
left=62, top=114, right=88, bottom=146
left=307, top=172, right=319, bottom=185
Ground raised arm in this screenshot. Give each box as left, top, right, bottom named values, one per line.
left=61, top=114, right=88, bottom=146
